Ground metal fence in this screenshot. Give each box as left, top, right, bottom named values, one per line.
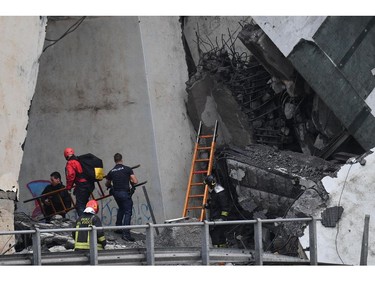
left=0, top=217, right=320, bottom=265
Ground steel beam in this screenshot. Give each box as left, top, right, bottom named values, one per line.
left=89, top=226, right=98, bottom=265
left=254, top=219, right=263, bottom=265
left=309, top=218, right=318, bottom=265
left=32, top=228, right=41, bottom=265
left=146, top=223, right=155, bottom=265
left=360, top=215, right=370, bottom=265
left=201, top=221, right=210, bottom=265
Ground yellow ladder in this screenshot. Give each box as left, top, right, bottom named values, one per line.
left=182, top=120, right=218, bottom=221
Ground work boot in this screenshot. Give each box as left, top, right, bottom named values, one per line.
left=122, top=236, right=135, bottom=242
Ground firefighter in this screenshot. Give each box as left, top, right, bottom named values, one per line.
left=72, top=200, right=107, bottom=251
left=204, top=175, right=230, bottom=248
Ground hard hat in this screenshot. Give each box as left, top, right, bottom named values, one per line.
left=85, top=200, right=99, bottom=214
left=203, top=175, right=216, bottom=187
left=64, top=147, right=75, bottom=158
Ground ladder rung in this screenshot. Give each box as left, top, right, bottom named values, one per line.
left=193, top=170, right=208, bottom=174
left=188, top=194, right=205, bottom=198
left=195, top=158, right=209, bottom=162
left=190, top=182, right=204, bottom=186
left=187, top=206, right=204, bottom=210
left=199, top=134, right=214, bottom=139
left=197, top=146, right=211, bottom=150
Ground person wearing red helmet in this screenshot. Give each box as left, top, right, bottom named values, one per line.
left=72, top=200, right=106, bottom=251
left=64, top=147, right=95, bottom=217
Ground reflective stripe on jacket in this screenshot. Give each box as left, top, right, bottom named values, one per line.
left=73, top=213, right=106, bottom=250
left=208, top=184, right=230, bottom=220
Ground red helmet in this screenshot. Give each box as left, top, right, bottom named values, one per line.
left=86, top=200, right=99, bottom=214
left=64, top=147, right=75, bottom=158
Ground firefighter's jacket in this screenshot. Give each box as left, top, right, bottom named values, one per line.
left=207, top=184, right=230, bottom=220
left=72, top=212, right=106, bottom=250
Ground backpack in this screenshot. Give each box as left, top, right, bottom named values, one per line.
left=77, top=153, right=105, bottom=182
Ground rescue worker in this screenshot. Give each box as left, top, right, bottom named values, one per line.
left=41, top=171, right=72, bottom=223
left=105, top=153, right=138, bottom=242
left=204, top=174, right=230, bottom=248
left=72, top=199, right=106, bottom=251
left=64, top=147, right=95, bottom=217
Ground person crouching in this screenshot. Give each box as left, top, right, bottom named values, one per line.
left=72, top=199, right=106, bottom=251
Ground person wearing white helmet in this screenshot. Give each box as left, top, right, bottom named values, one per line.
left=72, top=200, right=106, bottom=251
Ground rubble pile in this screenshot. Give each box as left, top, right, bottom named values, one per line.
left=188, top=40, right=297, bottom=151
left=154, top=218, right=203, bottom=248
left=183, top=22, right=367, bottom=257
left=13, top=212, right=146, bottom=253
left=213, top=144, right=340, bottom=256
left=218, top=144, right=339, bottom=182
left=12, top=215, right=216, bottom=253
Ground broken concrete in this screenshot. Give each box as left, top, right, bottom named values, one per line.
left=238, top=22, right=295, bottom=81
left=155, top=218, right=203, bottom=248
left=13, top=212, right=146, bottom=253
left=321, top=206, right=344, bottom=227
left=0, top=199, right=16, bottom=255
left=236, top=21, right=358, bottom=158
left=186, top=26, right=343, bottom=157
left=213, top=144, right=338, bottom=255
left=186, top=73, right=254, bottom=148
left=0, top=190, right=17, bottom=201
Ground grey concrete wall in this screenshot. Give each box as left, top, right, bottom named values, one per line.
left=138, top=17, right=194, bottom=220
left=0, top=16, right=47, bottom=253
left=18, top=16, right=192, bottom=225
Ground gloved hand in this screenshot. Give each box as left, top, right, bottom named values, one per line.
left=204, top=203, right=210, bottom=209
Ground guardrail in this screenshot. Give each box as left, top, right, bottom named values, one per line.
left=0, top=217, right=320, bottom=265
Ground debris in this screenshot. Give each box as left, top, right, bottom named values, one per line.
left=13, top=212, right=145, bottom=253
left=321, top=206, right=344, bottom=227
left=155, top=218, right=203, bottom=248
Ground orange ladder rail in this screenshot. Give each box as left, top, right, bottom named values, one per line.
left=182, top=120, right=218, bottom=221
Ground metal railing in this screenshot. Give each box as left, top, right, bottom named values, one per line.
left=0, top=217, right=320, bottom=265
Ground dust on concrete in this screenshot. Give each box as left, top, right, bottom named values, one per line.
left=217, top=144, right=340, bottom=182
left=154, top=218, right=203, bottom=248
